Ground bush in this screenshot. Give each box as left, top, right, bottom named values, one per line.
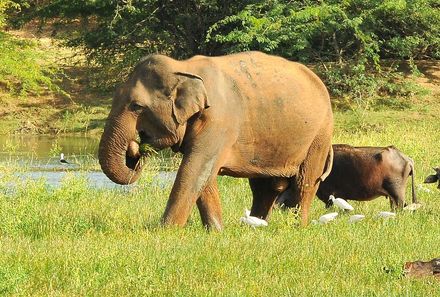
left=0, top=0, right=18, bottom=29
left=6, top=0, right=440, bottom=104
left=0, top=32, right=62, bottom=96
left=14, top=0, right=248, bottom=90
left=207, top=0, right=439, bottom=106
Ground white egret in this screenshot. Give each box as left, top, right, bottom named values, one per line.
left=403, top=203, right=422, bottom=211
left=378, top=211, right=396, bottom=218
left=329, top=195, right=354, bottom=211
left=240, top=209, right=268, bottom=227
left=417, top=184, right=432, bottom=193
left=348, top=214, right=365, bottom=223
left=318, top=212, right=338, bottom=224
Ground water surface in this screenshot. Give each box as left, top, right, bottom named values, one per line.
left=0, top=135, right=176, bottom=188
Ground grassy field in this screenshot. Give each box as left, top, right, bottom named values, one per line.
left=0, top=30, right=439, bottom=295
left=1, top=95, right=440, bottom=296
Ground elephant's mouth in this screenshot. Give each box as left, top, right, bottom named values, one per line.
left=125, top=140, right=143, bottom=171
left=125, top=152, right=142, bottom=171
left=138, top=130, right=175, bottom=151
left=125, top=132, right=164, bottom=171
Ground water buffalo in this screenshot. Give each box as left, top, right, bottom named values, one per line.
left=277, top=144, right=417, bottom=210
left=424, top=167, right=440, bottom=189
left=404, top=258, right=440, bottom=279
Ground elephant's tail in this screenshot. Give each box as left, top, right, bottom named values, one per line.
left=319, top=146, right=333, bottom=183
left=409, top=158, right=418, bottom=204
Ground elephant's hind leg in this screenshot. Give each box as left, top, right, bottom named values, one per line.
left=295, top=134, right=332, bottom=226
left=196, top=181, right=223, bottom=231
left=249, top=177, right=289, bottom=220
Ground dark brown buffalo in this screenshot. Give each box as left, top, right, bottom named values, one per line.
left=424, top=167, right=440, bottom=189
left=277, top=144, right=417, bottom=209
left=404, top=258, right=440, bottom=279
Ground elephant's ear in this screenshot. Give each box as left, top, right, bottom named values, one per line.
left=171, top=72, right=211, bottom=125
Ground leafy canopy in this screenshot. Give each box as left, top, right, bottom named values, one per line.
left=3, top=0, right=440, bottom=105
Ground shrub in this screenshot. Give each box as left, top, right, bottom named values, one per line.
left=6, top=0, right=440, bottom=104
left=207, top=0, right=439, bottom=107
left=0, top=32, right=62, bottom=96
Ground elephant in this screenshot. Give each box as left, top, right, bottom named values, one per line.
left=98, top=51, right=333, bottom=230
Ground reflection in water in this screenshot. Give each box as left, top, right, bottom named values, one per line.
left=0, top=135, right=176, bottom=188
left=0, top=134, right=99, bottom=156
left=0, top=134, right=99, bottom=166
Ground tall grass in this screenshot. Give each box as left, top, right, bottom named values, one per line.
left=1, top=102, right=440, bottom=296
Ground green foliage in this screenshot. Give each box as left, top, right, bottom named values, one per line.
left=208, top=0, right=440, bottom=61
left=207, top=0, right=440, bottom=106
left=0, top=0, right=19, bottom=29
left=20, top=0, right=249, bottom=89
left=4, top=0, right=440, bottom=103
left=0, top=32, right=62, bottom=96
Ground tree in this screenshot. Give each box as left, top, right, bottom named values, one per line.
left=6, top=0, right=440, bottom=103
left=208, top=0, right=439, bottom=105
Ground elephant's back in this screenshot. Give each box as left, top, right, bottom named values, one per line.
left=198, top=52, right=333, bottom=177
left=206, top=51, right=330, bottom=109
left=211, top=51, right=332, bottom=132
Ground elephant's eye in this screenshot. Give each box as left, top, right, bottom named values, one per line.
left=130, top=102, right=144, bottom=113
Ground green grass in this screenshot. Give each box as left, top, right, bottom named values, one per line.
left=1, top=98, right=440, bottom=296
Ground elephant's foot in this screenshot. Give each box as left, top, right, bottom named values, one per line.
left=161, top=197, right=195, bottom=227
left=161, top=214, right=188, bottom=227
left=196, top=183, right=223, bottom=231
left=298, top=187, right=317, bottom=226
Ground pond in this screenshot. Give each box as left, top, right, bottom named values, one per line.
left=0, top=135, right=176, bottom=188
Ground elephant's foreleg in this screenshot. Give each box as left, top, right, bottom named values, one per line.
left=162, top=155, right=218, bottom=227
left=249, top=177, right=289, bottom=220
left=161, top=129, right=229, bottom=228
left=196, top=181, right=223, bottom=231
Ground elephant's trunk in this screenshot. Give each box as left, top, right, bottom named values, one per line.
left=98, top=113, right=143, bottom=185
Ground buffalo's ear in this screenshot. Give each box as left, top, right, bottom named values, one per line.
left=424, top=174, right=438, bottom=184
left=171, top=72, right=210, bottom=124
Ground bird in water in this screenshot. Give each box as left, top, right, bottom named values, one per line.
left=59, top=153, right=69, bottom=164
left=239, top=209, right=268, bottom=228
left=329, top=195, right=354, bottom=211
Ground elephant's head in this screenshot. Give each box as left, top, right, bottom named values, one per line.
left=99, top=55, right=210, bottom=185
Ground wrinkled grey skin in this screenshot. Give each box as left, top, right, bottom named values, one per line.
left=98, top=51, right=333, bottom=230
